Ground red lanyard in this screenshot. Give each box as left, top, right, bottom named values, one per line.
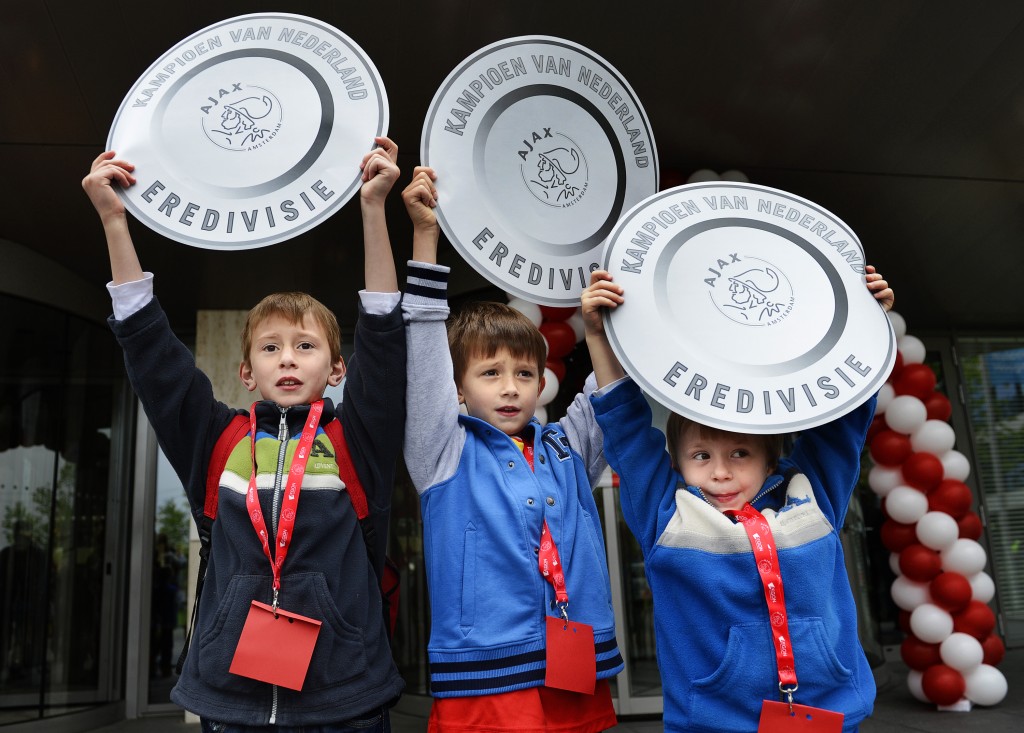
left=727, top=503, right=798, bottom=698
left=245, top=400, right=323, bottom=611
left=539, top=520, right=569, bottom=617
left=514, top=434, right=570, bottom=619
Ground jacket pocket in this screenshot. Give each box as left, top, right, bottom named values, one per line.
left=460, top=524, right=476, bottom=635
left=195, top=574, right=267, bottom=694
left=288, top=572, right=369, bottom=692
left=687, top=618, right=862, bottom=732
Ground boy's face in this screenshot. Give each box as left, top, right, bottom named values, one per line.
left=239, top=313, right=345, bottom=408
left=457, top=347, right=542, bottom=436
left=675, top=425, right=773, bottom=512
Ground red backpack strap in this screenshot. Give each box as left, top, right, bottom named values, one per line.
left=323, top=418, right=369, bottom=520
left=179, top=412, right=249, bottom=675
left=204, top=413, right=251, bottom=520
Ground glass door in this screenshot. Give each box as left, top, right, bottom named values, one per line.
left=0, top=294, right=131, bottom=724
left=599, top=475, right=663, bottom=716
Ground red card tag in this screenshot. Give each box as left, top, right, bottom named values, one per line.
left=229, top=601, right=321, bottom=691
left=758, top=700, right=844, bottom=733
left=544, top=616, right=596, bottom=694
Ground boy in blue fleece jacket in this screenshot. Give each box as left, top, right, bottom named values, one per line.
left=581, top=267, right=893, bottom=733
left=82, top=139, right=406, bottom=731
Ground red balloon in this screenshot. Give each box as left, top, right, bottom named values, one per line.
left=545, top=358, right=566, bottom=382
left=538, top=321, right=576, bottom=359
left=921, top=664, right=966, bottom=705
left=888, top=351, right=904, bottom=383
left=866, top=415, right=887, bottom=447
left=923, top=392, right=953, bottom=422
left=929, top=572, right=972, bottom=612
left=894, top=363, right=938, bottom=401
left=881, top=519, right=919, bottom=553
left=899, top=543, right=942, bottom=582
left=539, top=305, right=577, bottom=322
left=957, top=512, right=983, bottom=540
left=981, top=633, right=1006, bottom=666
left=897, top=610, right=912, bottom=633
left=953, top=601, right=996, bottom=640
left=902, top=452, right=944, bottom=492
left=660, top=168, right=687, bottom=190
left=928, top=479, right=973, bottom=518
left=900, top=635, right=942, bottom=671
left=870, top=430, right=913, bottom=466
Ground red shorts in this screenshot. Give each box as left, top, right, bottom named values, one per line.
left=427, top=680, right=617, bottom=733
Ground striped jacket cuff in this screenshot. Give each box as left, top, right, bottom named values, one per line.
left=406, top=261, right=449, bottom=304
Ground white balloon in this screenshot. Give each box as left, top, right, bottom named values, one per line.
left=941, top=450, right=971, bottom=481
left=906, top=669, right=929, bottom=703
left=899, top=334, right=926, bottom=364
left=963, top=664, right=1008, bottom=706
left=876, top=383, right=895, bottom=413
left=940, top=632, right=984, bottom=671
left=968, top=571, right=996, bottom=604
left=686, top=168, right=720, bottom=183
left=868, top=465, right=903, bottom=497
left=885, top=395, right=927, bottom=434
left=885, top=485, right=929, bottom=524
left=891, top=574, right=931, bottom=611
left=538, top=368, right=559, bottom=406
left=911, top=420, right=956, bottom=455
left=507, top=297, right=543, bottom=327
left=888, top=311, right=907, bottom=340
left=567, top=311, right=586, bottom=342
left=941, top=539, right=987, bottom=576
left=916, top=512, right=960, bottom=551
left=719, top=169, right=749, bottom=183
left=910, top=603, right=954, bottom=643
left=889, top=552, right=902, bottom=576
left=534, top=405, right=547, bottom=425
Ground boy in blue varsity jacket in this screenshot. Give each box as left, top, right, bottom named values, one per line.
left=580, top=268, right=894, bottom=733
left=400, top=168, right=623, bottom=733
left=81, top=139, right=406, bottom=731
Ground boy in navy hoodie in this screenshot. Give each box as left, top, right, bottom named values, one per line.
left=82, top=139, right=406, bottom=731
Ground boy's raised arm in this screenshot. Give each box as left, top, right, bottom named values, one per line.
left=81, top=151, right=144, bottom=286
left=582, top=270, right=627, bottom=388
left=402, top=166, right=440, bottom=264
left=358, top=136, right=401, bottom=293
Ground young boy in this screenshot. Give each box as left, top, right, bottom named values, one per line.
left=81, top=138, right=406, bottom=730
left=581, top=267, right=893, bottom=732
left=400, top=168, right=622, bottom=732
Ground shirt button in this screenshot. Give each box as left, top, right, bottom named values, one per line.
left=527, top=498, right=535, bottom=505
left=534, top=547, right=540, bottom=555
left=546, top=497, right=555, bottom=506
left=538, top=455, right=546, bottom=464
left=508, top=461, right=515, bottom=469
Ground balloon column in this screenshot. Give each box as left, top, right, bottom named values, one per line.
left=506, top=297, right=585, bottom=424
left=869, top=311, right=1008, bottom=709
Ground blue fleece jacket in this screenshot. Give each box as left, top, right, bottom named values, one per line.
left=592, top=378, right=875, bottom=732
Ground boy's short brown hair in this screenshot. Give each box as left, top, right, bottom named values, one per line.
left=447, top=301, right=546, bottom=386
left=665, top=412, right=785, bottom=473
left=240, top=292, right=342, bottom=364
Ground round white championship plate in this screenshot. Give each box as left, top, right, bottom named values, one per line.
left=422, top=36, right=658, bottom=305
left=603, top=182, right=896, bottom=434
left=107, top=13, right=388, bottom=249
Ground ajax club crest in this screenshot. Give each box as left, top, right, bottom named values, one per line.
left=705, top=255, right=794, bottom=327
left=201, top=84, right=283, bottom=151
left=518, top=128, right=588, bottom=208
